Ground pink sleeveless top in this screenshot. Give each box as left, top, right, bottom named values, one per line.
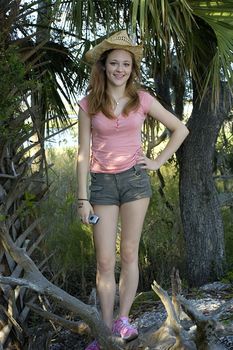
left=79, top=90, right=154, bottom=173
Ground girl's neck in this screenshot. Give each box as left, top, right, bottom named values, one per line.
left=107, top=85, right=127, bottom=101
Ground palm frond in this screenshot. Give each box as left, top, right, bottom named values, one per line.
left=131, top=0, right=233, bottom=107
left=190, top=1, right=233, bottom=103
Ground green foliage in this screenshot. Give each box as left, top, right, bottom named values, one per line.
left=44, top=217, right=93, bottom=273
left=222, top=207, right=233, bottom=269
left=15, top=191, right=38, bottom=219
left=215, top=120, right=233, bottom=175
left=188, top=287, right=206, bottom=299
left=40, top=147, right=96, bottom=296
left=139, top=164, right=186, bottom=289
left=221, top=270, right=233, bottom=284
left=0, top=214, right=6, bottom=222
left=215, top=120, right=233, bottom=271
left=131, top=290, right=159, bottom=314
left=0, top=46, right=25, bottom=120
left=0, top=44, right=35, bottom=144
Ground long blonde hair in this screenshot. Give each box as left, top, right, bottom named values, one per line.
left=86, top=49, right=141, bottom=119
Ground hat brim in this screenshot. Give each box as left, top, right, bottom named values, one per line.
left=85, top=41, right=143, bottom=67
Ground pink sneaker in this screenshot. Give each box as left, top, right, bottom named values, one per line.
left=112, top=316, right=138, bottom=341
left=85, top=340, right=100, bottom=350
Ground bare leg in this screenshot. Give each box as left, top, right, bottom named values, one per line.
left=93, top=204, right=119, bottom=329
left=118, top=198, right=150, bottom=317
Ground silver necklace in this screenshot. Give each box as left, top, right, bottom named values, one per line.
left=113, top=96, right=125, bottom=105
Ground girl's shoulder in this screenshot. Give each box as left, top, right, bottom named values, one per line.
left=137, top=89, right=154, bottom=113
left=78, top=95, right=88, bottom=113
left=138, top=89, right=154, bottom=100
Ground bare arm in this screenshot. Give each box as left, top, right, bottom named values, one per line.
left=138, top=97, right=189, bottom=170
left=76, top=108, right=93, bottom=223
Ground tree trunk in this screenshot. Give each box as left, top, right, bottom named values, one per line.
left=178, top=83, right=232, bottom=286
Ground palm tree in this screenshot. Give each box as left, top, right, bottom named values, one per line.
left=130, top=0, right=233, bottom=285
left=0, top=0, right=86, bottom=347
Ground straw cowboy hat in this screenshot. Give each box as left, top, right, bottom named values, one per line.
left=85, top=30, right=143, bottom=67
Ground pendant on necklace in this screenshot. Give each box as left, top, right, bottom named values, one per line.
left=114, top=96, right=124, bottom=106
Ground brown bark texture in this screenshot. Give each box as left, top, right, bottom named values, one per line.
left=178, top=84, right=233, bottom=286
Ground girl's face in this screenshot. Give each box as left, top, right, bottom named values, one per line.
left=105, top=49, right=133, bottom=88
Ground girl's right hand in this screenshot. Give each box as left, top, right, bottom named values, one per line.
left=77, top=200, right=94, bottom=225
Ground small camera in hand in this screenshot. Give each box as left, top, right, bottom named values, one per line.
left=88, top=214, right=100, bottom=225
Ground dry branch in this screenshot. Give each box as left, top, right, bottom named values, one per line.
left=27, top=302, right=90, bottom=335
left=177, top=295, right=226, bottom=350
left=144, top=281, right=196, bottom=350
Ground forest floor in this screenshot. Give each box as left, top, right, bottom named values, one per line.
left=45, top=281, right=233, bottom=350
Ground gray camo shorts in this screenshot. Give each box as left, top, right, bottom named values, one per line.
left=89, top=164, right=152, bottom=206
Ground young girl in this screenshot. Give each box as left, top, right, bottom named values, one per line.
left=77, top=30, right=189, bottom=350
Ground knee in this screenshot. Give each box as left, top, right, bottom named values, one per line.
left=97, top=256, right=115, bottom=275
left=121, top=245, right=138, bottom=265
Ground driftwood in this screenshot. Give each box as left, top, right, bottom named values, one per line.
left=0, top=224, right=231, bottom=349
